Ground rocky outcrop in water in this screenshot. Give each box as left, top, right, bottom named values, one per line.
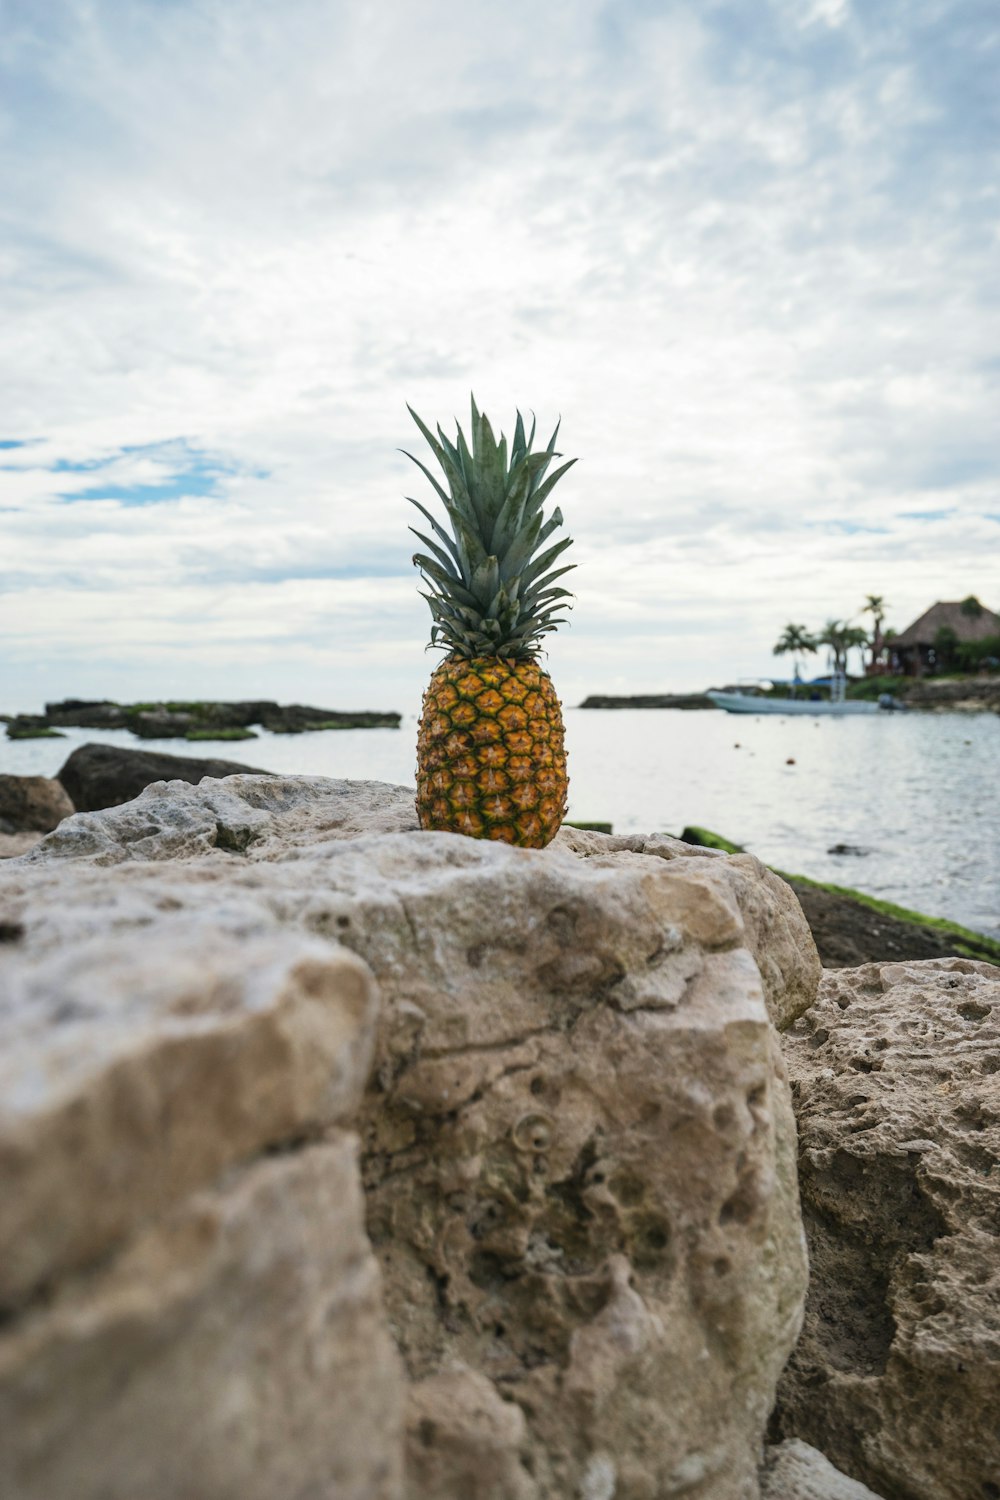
left=0, top=776, right=820, bottom=1499
left=14, top=698, right=404, bottom=737
left=773, top=958, right=1000, bottom=1500
left=0, top=774, right=74, bottom=834
left=579, top=693, right=716, bottom=709
left=56, top=741, right=271, bottom=811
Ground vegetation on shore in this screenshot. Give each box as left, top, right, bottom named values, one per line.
left=680, top=825, right=1000, bottom=967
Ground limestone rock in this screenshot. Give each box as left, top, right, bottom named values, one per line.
left=406, top=1366, right=535, bottom=1500
left=0, top=773, right=74, bottom=834
left=0, top=776, right=818, bottom=1497
left=0, top=925, right=378, bottom=1307
left=0, top=1138, right=404, bottom=1500
left=56, top=740, right=272, bottom=811
left=774, top=958, right=1000, bottom=1500
left=22, top=778, right=818, bottom=1031
left=760, top=1441, right=886, bottom=1499
left=556, top=825, right=821, bottom=1029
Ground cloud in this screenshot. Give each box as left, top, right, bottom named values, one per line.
left=0, top=0, right=997, bottom=709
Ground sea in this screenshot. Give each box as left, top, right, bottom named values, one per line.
left=4, top=706, right=998, bottom=939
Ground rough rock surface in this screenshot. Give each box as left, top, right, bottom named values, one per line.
left=557, top=826, right=821, bottom=1030
left=0, top=1138, right=404, bottom=1500
left=0, top=926, right=379, bottom=1307
left=759, top=1441, right=886, bottom=1499
left=0, top=903, right=404, bottom=1499
left=774, top=958, right=1000, bottom=1500
left=0, top=776, right=822, bottom=1498
left=0, top=773, right=74, bottom=834
left=56, top=740, right=271, bottom=811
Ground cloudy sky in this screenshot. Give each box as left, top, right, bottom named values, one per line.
left=1, top=0, right=998, bottom=715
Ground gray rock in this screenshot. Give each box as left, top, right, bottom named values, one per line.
left=0, top=775, right=75, bottom=835
left=56, top=741, right=272, bottom=812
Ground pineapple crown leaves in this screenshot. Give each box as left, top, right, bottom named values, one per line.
left=402, top=395, right=576, bottom=660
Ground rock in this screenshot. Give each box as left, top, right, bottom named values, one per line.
left=579, top=694, right=716, bottom=710
left=44, top=699, right=131, bottom=728
left=786, top=879, right=1000, bottom=970
left=56, top=741, right=273, bottom=812
left=826, top=844, right=869, bottom=857
left=760, top=1440, right=887, bottom=1499
left=0, top=775, right=818, bottom=1497
left=259, top=703, right=402, bottom=732
left=0, top=775, right=75, bottom=834
left=0, top=905, right=403, bottom=1499
left=774, top=958, right=1000, bottom=1500
left=128, top=709, right=198, bottom=737
left=4, top=719, right=66, bottom=739
left=0, top=1138, right=405, bottom=1500
left=0, top=833, right=43, bottom=860
left=556, top=826, right=822, bottom=1030
left=0, top=925, right=379, bottom=1307
left=406, top=1367, right=534, bottom=1500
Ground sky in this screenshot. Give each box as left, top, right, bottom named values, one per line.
left=1, top=0, right=998, bottom=715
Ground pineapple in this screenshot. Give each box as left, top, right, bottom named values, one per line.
left=405, top=396, right=576, bottom=848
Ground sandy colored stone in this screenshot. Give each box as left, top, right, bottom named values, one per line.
left=0, top=831, right=42, bottom=859
left=774, top=958, right=1000, bottom=1500
left=364, top=931, right=807, bottom=1499
left=0, top=773, right=74, bottom=833
left=0, top=1137, right=404, bottom=1500
left=556, top=827, right=822, bottom=1029
left=18, top=777, right=820, bottom=1032
left=760, top=1441, right=886, bottom=1499
left=406, top=1366, right=535, bottom=1500
left=0, top=776, right=818, bottom=1497
left=0, top=924, right=378, bottom=1307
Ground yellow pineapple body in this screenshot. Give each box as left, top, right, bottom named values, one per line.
left=416, top=655, right=568, bottom=848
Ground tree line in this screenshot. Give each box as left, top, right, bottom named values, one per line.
left=773, top=595, right=887, bottom=677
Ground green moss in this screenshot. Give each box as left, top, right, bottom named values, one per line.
left=185, top=728, right=259, bottom=742
left=774, top=870, right=1000, bottom=964
left=5, top=726, right=67, bottom=740
left=128, top=701, right=212, bottom=717
left=680, top=825, right=1000, bottom=966
left=680, top=825, right=745, bottom=854
left=563, top=820, right=613, bottom=833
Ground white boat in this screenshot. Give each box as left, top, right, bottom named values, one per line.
left=707, top=691, right=883, bottom=715
left=708, top=672, right=904, bottom=715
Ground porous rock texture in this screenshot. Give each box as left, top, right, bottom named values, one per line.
left=774, top=958, right=1000, bottom=1500
left=759, top=1440, right=886, bottom=1499
left=0, top=775, right=821, bottom=1499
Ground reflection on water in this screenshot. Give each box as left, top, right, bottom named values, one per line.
left=4, top=707, right=998, bottom=936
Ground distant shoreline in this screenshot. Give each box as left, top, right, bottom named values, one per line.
left=579, top=677, right=1000, bottom=714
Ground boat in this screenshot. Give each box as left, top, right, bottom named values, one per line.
left=707, top=673, right=905, bottom=716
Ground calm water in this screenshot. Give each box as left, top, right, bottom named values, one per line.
left=4, top=707, right=998, bottom=938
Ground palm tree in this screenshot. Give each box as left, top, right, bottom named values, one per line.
left=861, top=594, right=888, bottom=671
left=773, top=624, right=818, bottom=685
left=819, top=619, right=868, bottom=677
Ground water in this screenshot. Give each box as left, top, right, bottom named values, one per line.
left=4, top=707, right=998, bottom=938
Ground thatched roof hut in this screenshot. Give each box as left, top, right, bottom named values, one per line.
left=890, top=598, right=1000, bottom=674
